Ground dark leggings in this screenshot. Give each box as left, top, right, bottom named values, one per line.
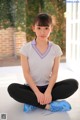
left=7, top=79, right=78, bottom=109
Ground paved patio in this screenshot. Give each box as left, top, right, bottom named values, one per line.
left=0, top=56, right=20, bottom=67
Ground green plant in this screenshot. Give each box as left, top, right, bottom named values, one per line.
left=0, top=0, right=66, bottom=54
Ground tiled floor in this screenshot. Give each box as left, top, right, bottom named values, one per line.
left=0, top=63, right=80, bottom=120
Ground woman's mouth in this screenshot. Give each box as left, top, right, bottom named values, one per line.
left=40, top=36, right=46, bottom=38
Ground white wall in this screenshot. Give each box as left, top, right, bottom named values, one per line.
left=66, top=1, right=80, bottom=73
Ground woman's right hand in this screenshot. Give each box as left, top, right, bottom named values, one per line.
left=35, top=91, right=45, bottom=105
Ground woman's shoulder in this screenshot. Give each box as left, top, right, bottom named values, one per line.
left=21, top=41, right=32, bottom=50
left=20, top=41, right=32, bottom=57
left=49, top=41, right=61, bottom=49
left=20, top=40, right=32, bottom=51
left=23, top=41, right=31, bottom=47
left=49, top=41, right=63, bottom=56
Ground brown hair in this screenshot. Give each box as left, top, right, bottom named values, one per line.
left=33, top=13, right=54, bottom=26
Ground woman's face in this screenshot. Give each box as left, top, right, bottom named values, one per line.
left=32, top=24, right=52, bottom=40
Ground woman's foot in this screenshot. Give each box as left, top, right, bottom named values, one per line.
left=45, top=100, right=71, bottom=112
left=24, top=104, right=36, bottom=112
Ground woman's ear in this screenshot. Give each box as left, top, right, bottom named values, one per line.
left=32, top=25, right=35, bottom=32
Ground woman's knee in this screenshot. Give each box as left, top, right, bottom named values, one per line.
left=7, top=83, right=18, bottom=96
left=68, top=79, right=79, bottom=91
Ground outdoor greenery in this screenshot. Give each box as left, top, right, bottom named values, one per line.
left=0, top=0, right=66, bottom=54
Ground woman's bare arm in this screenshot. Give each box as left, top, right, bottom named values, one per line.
left=21, top=54, right=39, bottom=94
left=44, top=56, right=60, bottom=104
left=46, top=56, right=60, bottom=93
left=20, top=54, right=45, bottom=104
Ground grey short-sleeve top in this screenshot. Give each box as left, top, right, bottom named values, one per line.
left=20, top=39, right=63, bottom=86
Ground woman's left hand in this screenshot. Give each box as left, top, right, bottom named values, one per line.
left=43, top=90, right=52, bottom=105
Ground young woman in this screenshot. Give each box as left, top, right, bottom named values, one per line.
left=8, top=13, right=78, bottom=112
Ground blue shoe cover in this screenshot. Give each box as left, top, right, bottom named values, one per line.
left=24, top=104, right=36, bottom=112
left=50, top=100, right=71, bottom=112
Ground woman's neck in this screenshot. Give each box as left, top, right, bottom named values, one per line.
left=35, top=38, right=48, bottom=46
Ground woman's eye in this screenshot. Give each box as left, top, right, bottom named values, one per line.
left=45, top=27, right=48, bottom=30
left=37, top=27, right=41, bottom=29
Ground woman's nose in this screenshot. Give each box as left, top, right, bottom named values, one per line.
left=41, top=29, right=45, bottom=34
